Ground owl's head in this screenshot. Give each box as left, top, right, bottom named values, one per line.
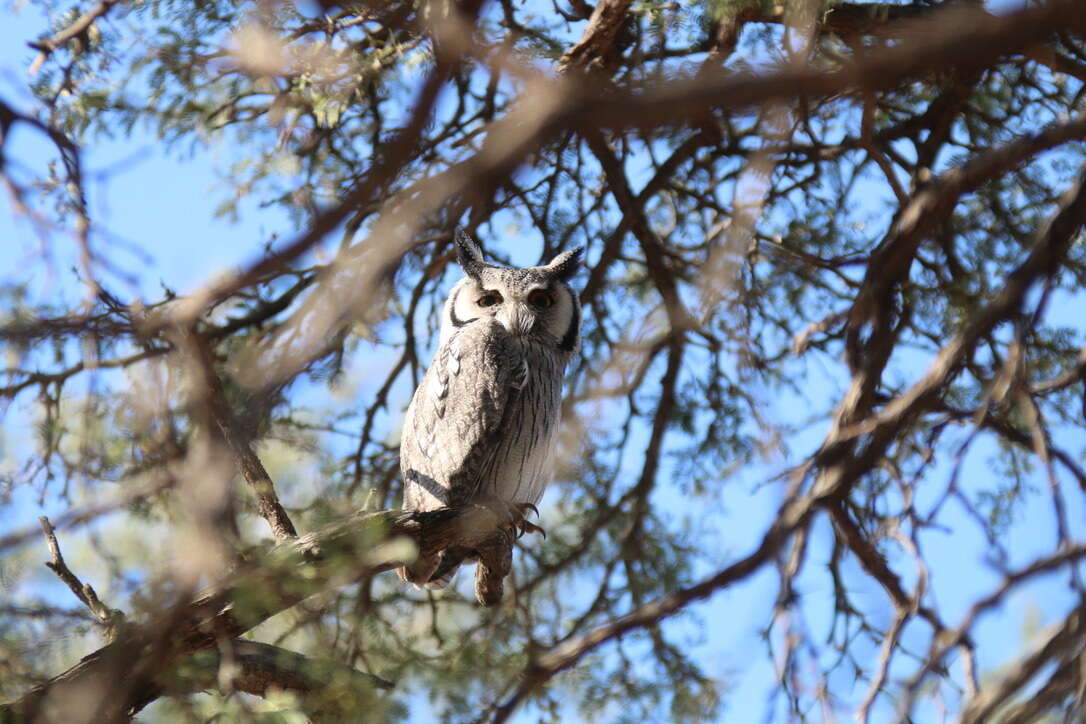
left=440, top=230, right=583, bottom=353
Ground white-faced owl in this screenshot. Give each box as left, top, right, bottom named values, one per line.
left=397, top=230, right=582, bottom=604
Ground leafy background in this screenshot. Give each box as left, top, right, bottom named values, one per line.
left=3, top=0, right=1086, bottom=721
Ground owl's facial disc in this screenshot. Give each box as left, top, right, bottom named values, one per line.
left=442, top=238, right=581, bottom=351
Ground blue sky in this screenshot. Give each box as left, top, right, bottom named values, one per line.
left=2, top=2, right=1084, bottom=722
left=1, top=6, right=299, bottom=301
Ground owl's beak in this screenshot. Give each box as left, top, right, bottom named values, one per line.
left=498, top=303, right=535, bottom=336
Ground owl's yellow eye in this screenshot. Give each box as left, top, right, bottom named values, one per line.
left=527, top=290, right=553, bottom=310
left=477, top=291, right=503, bottom=307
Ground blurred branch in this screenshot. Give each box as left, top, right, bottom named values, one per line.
left=0, top=347, right=164, bottom=401
left=177, top=331, right=298, bottom=542
left=0, top=98, right=88, bottom=285
left=557, top=0, right=631, bottom=73
left=27, top=0, right=124, bottom=75
left=960, top=603, right=1086, bottom=723
left=816, top=1, right=936, bottom=36
left=572, top=1, right=1086, bottom=131
left=129, top=0, right=1083, bottom=343
left=154, top=640, right=392, bottom=716
left=0, top=476, right=177, bottom=556
left=156, top=3, right=479, bottom=333
left=2, top=503, right=521, bottom=720
left=997, top=641, right=1086, bottom=723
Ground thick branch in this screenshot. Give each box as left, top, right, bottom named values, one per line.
left=113, top=1, right=1083, bottom=359
left=571, top=1, right=1085, bottom=131
left=1, top=504, right=515, bottom=721
left=998, top=646, right=1086, bottom=723
left=557, top=0, right=632, bottom=73
left=150, top=640, right=392, bottom=716
left=809, top=130, right=1086, bottom=506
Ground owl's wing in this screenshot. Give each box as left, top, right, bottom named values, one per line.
left=402, top=319, right=525, bottom=510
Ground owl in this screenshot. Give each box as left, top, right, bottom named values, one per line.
left=397, top=230, right=583, bottom=604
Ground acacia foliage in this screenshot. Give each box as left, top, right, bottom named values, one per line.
left=3, top=0, right=1086, bottom=721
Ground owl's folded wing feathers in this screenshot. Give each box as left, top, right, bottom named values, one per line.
left=401, top=318, right=522, bottom=511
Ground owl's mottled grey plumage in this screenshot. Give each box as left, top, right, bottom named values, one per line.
left=397, top=231, right=582, bottom=601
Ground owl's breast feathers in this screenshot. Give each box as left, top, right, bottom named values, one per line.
left=401, top=318, right=567, bottom=512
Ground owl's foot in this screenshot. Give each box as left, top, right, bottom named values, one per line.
left=396, top=552, right=441, bottom=588
left=465, top=499, right=544, bottom=606
left=474, top=540, right=512, bottom=606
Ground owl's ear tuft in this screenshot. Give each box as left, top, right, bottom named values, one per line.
left=454, top=229, right=488, bottom=281
left=544, top=246, right=584, bottom=281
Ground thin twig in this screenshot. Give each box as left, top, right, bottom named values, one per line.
left=38, top=516, right=123, bottom=636
left=28, top=0, right=124, bottom=75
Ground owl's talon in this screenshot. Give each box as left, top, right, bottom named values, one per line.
left=518, top=518, right=546, bottom=539
left=475, top=497, right=548, bottom=540
left=510, top=502, right=546, bottom=539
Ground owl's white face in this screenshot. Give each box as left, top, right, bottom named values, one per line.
left=439, top=238, right=583, bottom=353
left=445, top=273, right=579, bottom=347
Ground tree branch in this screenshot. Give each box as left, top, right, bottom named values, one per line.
left=830, top=166, right=1086, bottom=459
left=1, top=504, right=518, bottom=721
left=557, top=0, right=632, bottom=74
left=566, top=1, right=1086, bottom=132
left=38, top=516, right=124, bottom=638
left=27, top=0, right=124, bottom=75
left=960, top=603, right=1086, bottom=723
left=149, top=640, right=392, bottom=717
left=490, top=497, right=813, bottom=723
left=179, top=331, right=298, bottom=542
